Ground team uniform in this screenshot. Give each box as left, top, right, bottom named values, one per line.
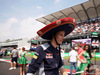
left=27, top=17, right=76, bottom=75
left=27, top=42, right=64, bottom=75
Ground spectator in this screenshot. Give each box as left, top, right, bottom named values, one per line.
left=4, top=49, right=7, bottom=57
left=9, top=46, right=18, bottom=70
left=0, top=50, right=3, bottom=58
left=68, top=46, right=78, bottom=75
left=18, top=48, right=22, bottom=58
left=61, top=48, right=65, bottom=62
left=2, top=49, right=5, bottom=57
left=88, top=65, right=100, bottom=75
left=82, top=65, right=100, bottom=75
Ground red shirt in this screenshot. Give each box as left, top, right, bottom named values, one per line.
left=77, top=48, right=84, bottom=60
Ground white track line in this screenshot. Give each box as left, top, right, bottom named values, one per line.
left=0, top=59, right=11, bottom=63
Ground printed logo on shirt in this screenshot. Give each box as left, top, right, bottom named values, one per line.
left=55, top=51, right=59, bottom=55
left=46, top=53, right=53, bottom=58
left=33, top=55, right=38, bottom=59
left=34, top=52, right=39, bottom=56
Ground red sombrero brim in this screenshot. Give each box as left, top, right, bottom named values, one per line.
left=37, top=17, right=76, bottom=40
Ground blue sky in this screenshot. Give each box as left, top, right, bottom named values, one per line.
left=0, top=0, right=88, bottom=41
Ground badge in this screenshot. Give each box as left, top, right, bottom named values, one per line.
left=33, top=55, right=38, bottom=59
left=34, top=52, right=39, bottom=56
left=46, top=53, right=53, bottom=58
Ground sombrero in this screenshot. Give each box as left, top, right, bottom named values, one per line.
left=37, top=17, right=76, bottom=40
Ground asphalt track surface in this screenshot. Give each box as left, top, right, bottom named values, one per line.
left=0, top=56, right=100, bottom=75
left=0, top=56, right=30, bottom=75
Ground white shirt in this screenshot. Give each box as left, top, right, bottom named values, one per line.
left=61, top=49, right=65, bottom=60
left=18, top=50, right=22, bottom=56
left=69, top=50, right=78, bottom=62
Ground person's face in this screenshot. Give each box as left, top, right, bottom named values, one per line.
left=75, top=45, right=79, bottom=50
left=85, top=46, right=89, bottom=51
left=96, top=68, right=100, bottom=75
left=22, top=49, right=25, bottom=51
left=55, top=31, right=65, bottom=45
left=19, top=48, right=21, bottom=50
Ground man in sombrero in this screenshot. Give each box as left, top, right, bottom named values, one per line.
left=27, top=17, right=76, bottom=75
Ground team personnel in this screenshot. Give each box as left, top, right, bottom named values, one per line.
left=27, top=17, right=76, bottom=75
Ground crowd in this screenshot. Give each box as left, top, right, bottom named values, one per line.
left=0, top=49, right=7, bottom=58
left=70, top=19, right=100, bottom=35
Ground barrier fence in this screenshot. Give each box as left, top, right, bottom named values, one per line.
left=7, top=52, right=100, bottom=58
left=64, top=53, right=100, bottom=58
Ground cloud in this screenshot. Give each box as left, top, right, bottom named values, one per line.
left=0, top=18, right=19, bottom=41
left=19, top=16, right=45, bottom=39
left=0, top=15, right=45, bottom=42
left=36, top=6, right=42, bottom=9
left=54, top=0, right=61, bottom=4
left=7, top=18, right=19, bottom=24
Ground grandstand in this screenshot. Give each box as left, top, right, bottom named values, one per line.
left=35, top=0, right=100, bottom=52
